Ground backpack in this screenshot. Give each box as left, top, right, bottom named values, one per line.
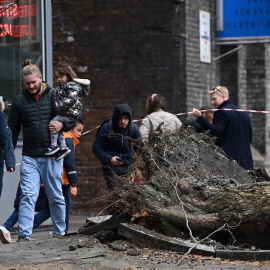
left=96, top=118, right=136, bottom=149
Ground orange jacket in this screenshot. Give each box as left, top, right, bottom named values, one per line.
left=62, top=131, right=80, bottom=186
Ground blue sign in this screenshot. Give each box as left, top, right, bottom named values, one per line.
left=217, top=0, right=270, bottom=39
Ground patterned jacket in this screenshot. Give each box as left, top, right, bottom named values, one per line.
left=54, top=81, right=90, bottom=118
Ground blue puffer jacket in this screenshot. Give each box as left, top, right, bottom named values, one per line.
left=0, top=111, right=15, bottom=196
left=196, top=100, right=253, bottom=170
left=92, top=104, right=141, bottom=166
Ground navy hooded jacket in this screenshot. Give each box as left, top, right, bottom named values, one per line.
left=92, top=104, right=141, bottom=166
left=196, top=100, right=253, bottom=170
left=0, top=111, right=15, bottom=196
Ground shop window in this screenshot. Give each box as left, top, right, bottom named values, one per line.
left=0, top=0, right=51, bottom=117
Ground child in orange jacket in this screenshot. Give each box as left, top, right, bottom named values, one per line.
left=61, top=118, right=84, bottom=231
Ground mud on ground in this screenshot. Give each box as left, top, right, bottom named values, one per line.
left=92, top=125, right=270, bottom=248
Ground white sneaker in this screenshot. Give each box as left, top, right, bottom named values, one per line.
left=73, top=78, right=91, bottom=86
left=0, top=226, right=11, bottom=244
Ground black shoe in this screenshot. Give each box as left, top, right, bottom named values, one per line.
left=56, top=147, right=71, bottom=161
left=53, top=234, right=65, bottom=238
left=17, top=235, right=30, bottom=242
left=44, top=145, right=60, bottom=156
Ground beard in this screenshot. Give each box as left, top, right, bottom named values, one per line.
left=29, top=82, right=42, bottom=96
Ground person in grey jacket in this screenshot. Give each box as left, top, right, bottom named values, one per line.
left=139, top=94, right=182, bottom=139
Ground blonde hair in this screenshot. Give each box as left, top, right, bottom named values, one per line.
left=21, top=59, right=41, bottom=78
left=209, top=86, right=229, bottom=99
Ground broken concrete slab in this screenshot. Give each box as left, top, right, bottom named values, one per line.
left=216, top=249, right=270, bottom=261
left=85, top=215, right=112, bottom=225
left=118, top=223, right=215, bottom=257
left=78, top=214, right=126, bottom=235
left=119, top=222, right=270, bottom=261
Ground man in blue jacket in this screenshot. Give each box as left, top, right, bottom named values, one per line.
left=93, top=104, right=142, bottom=190
left=192, top=86, right=253, bottom=170
left=0, top=102, right=15, bottom=197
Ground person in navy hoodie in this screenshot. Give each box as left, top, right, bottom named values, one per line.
left=93, top=104, right=142, bottom=190
left=0, top=101, right=15, bottom=197
left=192, top=86, right=253, bottom=170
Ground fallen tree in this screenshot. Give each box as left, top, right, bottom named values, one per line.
left=90, top=126, right=270, bottom=249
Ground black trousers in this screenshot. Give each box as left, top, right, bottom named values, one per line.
left=101, top=164, right=130, bottom=190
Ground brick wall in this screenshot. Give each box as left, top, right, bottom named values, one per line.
left=246, top=44, right=266, bottom=155
left=265, top=44, right=270, bottom=171
left=52, top=0, right=187, bottom=214
left=219, top=45, right=238, bottom=104
left=51, top=1, right=269, bottom=215
left=185, top=1, right=217, bottom=111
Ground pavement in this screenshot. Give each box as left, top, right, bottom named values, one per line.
left=8, top=214, right=89, bottom=242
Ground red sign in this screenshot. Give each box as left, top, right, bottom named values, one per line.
left=0, top=0, right=37, bottom=41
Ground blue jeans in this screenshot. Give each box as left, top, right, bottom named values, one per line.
left=0, top=168, right=3, bottom=197
left=34, top=185, right=70, bottom=234
left=33, top=208, right=51, bottom=230
left=3, top=209, right=18, bottom=231
left=19, top=156, right=66, bottom=238
left=3, top=208, right=51, bottom=232
left=0, top=158, right=4, bottom=197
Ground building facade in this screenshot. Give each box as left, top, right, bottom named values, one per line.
left=1, top=0, right=270, bottom=215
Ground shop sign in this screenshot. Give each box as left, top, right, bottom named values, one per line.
left=0, top=0, right=37, bottom=43
left=217, top=0, right=270, bottom=42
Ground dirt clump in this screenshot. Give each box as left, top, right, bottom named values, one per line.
left=91, top=126, right=270, bottom=249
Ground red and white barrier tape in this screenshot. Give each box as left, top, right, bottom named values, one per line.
left=81, top=108, right=269, bottom=136
left=2, top=108, right=266, bottom=170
